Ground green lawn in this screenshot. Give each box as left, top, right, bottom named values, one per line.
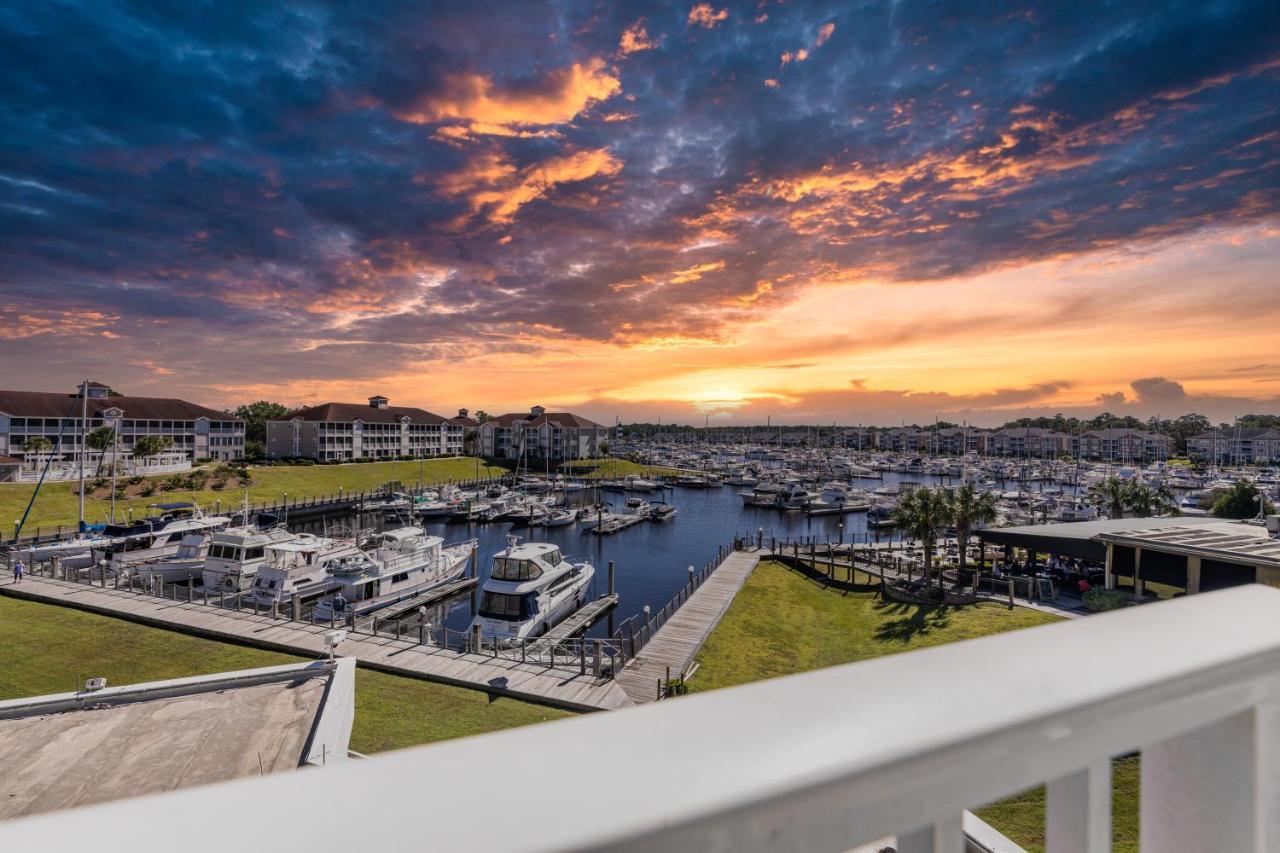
left=0, top=596, right=572, bottom=753
left=1, top=457, right=507, bottom=534
left=691, top=561, right=1137, bottom=851
left=692, top=561, right=1059, bottom=692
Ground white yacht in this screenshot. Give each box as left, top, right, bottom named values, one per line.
left=130, top=533, right=210, bottom=584
left=248, top=533, right=364, bottom=606
left=470, top=540, right=595, bottom=641
left=91, top=503, right=231, bottom=567
left=201, top=525, right=300, bottom=593
left=311, top=528, right=477, bottom=622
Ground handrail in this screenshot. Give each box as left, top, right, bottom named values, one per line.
left=7, top=586, right=1280, bottom=851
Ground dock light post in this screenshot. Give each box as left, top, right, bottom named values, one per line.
left=838, top=521, right=844, bottom=545
left=688, top=565, right=695, bottom=589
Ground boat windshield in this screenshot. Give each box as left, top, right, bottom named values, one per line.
left=479, top=591, right=538, bottom=620
left=490, top=558, right=543, bottom=581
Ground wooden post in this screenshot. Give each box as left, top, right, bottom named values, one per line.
left=1007, top=578, right=1015, bottom=610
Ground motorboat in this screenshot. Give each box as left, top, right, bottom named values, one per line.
left=311, top=528, right=477, bottom=623
left=544, top=508, right=577, bottom=527
left=470, top=540, right=595, bottom=641
left=648, top=503, right=677, bottom=522
left=94, top=504, right=231, bottom=571
left=247, top=533, right=365, bottom=606
left=201, top=524, right=300, bottom=593
left=129, top=533, right=210, bottom=584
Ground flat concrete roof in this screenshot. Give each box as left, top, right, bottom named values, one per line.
left=0, top=661, right=350, bottom=822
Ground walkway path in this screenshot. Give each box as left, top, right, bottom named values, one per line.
left=617, top=551, right=761, bottom=704
left=0, top=575, right=632, bottom=712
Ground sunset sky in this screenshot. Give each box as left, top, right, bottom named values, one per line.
left=1, top=1, right=1277, bottom=425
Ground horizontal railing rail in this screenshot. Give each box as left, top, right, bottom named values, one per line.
left=6, top=586, right=1279, bottom=851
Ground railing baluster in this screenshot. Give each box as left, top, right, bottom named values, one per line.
left=1046, top=760, right=1111, bottom=853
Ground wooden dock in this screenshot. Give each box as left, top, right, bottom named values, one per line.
left=372, top=577, right=477, bottom=623
left=590, top=513, right=648, bottom=535
left=616, top=551, right=760, bottom=704
left=0, top=575, right=632, bottom=712
left=534, top=594, right=619, bottom=645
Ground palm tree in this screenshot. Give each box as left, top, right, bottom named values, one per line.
left=1125, top=482, right=1177, bottom=518
left=1088, top=475, right=1129, bottom=519
left=22, top=436, right=52, bottom=469
left=946, top=483, right=999, bottom=585
left=86, top=425, right=116, bottom=475
left=891, top=486, right=951, bottom=587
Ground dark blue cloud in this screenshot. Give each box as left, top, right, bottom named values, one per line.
left=0, top=0, right=1276, bottom=391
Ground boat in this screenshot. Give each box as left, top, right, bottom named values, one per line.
left=470, top=540, right=595, bottom=641
left=247, top=533, right=365, bottom=606
left=93, top=503, right=232, bottom=570
left=130, top=532, right=210, bottom=584
left=544, top=508, right=577, bottom=527
left=201, top=524, right=300, bottom=593
left=676, top=475, right=708, bottom=488
left=740, top=482, right=787, bottom=507
left=311, top=528, right=477, bottom=622
left=648, top=503, right=677, bottom=522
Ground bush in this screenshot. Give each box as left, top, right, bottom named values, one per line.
left=161, top=475, right=184, bottom=491
left=1083, top=588, right=1129, bottom=612
left=139, top=483, right=156, bottom=497
left=127, top=475, right=144, bottom=486
left=210, top=478, right=227, bottom=490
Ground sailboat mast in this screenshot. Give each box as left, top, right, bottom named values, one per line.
left=78, top=378, right=87, bottom=531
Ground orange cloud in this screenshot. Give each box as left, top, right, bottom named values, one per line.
left=619, top=20, right=657, bottom=55
left=394, top=58, right=620, bottom=137
left=670, top=260, right=726, bottom=284
left=442, top=148, right=623, bottom=223
left=763, top=78, right=780, bottom=89
left=815, top=22, right=836, bottom=47
left=688, top=4, right=728, bottom=28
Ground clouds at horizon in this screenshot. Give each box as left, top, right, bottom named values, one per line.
left=1, top=0, right=1277, bottom=422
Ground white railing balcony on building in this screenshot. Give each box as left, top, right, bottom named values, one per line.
left=3, top=586, right=1280, bottom=851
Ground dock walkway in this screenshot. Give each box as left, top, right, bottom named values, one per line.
left=617, top=551, right=760, bottom=704
left=534, top=594, right=619, bottom=646
left=0, top=575, right=632, bottom=712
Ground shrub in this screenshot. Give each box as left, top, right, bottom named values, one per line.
left=162, top=475, right=184, bottom=491
left=210, top=478, right=227, bottom=490
left=127, top=475, right=145, bottom=486
left=139, top=483, right=157, bottom=497
left=1083, top=588, right=1129, bottom=612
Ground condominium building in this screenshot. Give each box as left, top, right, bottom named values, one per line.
left=266, top=396, right=463, bottom=461
left=0, top=381, right=243, bottom=465
left=1187, top=428, right=1280, bottom=464
left=931, top=427, right=989, bottom=455
left=879, top=428, right=932, bottom=453
left=1073, top=428, right=1172, bottom=461
left=985, top=427, right=1070, bottom=458
left=478, top=405, right=608, bottom=461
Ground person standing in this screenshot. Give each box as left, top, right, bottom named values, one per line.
left=12, top=558, right=24, bottom=583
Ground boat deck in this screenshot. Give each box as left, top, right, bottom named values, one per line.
left=0, top=575, right=632, bottom=712
left=616, top=551, right=760, bottom=704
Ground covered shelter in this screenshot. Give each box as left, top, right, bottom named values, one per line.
left=977, top=517, right=1278, bottom=596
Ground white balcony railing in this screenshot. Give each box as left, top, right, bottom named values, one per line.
left=2, top=586, right=1279, bottom=851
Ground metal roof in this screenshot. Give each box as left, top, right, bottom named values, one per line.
left=1098, top=522, right=1280, bottom=568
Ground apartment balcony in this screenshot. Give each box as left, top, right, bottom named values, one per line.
left=5, top=586, right=1278, bottom=851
